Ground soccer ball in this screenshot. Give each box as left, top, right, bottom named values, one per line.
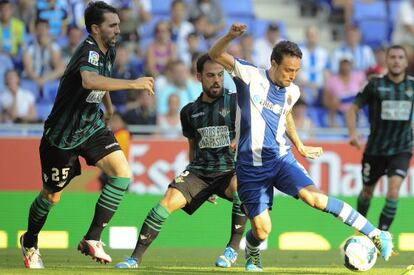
left=343, top=236, right=378, bottom=272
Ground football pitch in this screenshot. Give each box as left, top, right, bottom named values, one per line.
left=1, top=248, right=412, bottom=274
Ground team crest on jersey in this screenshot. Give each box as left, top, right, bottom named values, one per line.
left=287, top=94, right=292, bottom=106
left=405, top=89, right=413, bottom=98
left=88, top=51, right=99, bottom=66
left=219, top=108, right=230, bottom=117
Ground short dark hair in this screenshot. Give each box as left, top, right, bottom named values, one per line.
left=35, top=18, right=49, bottom=27
left=270, top=40, right=302, bottom=65
left=386, top=44, right=407, bottom=57
left=84, top=1, right=118, bottom=34
left=196, top=53, right=214, bottom=73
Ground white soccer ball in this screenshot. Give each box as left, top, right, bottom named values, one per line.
left=343, top=236, right=378, bottom=272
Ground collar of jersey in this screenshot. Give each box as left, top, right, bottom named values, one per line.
left=265, top=70, right=283, bottom=91
left=86, top=35, right=110, bottom=57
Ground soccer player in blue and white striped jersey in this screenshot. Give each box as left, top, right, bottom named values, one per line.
left=209, top=23, right=394, bottom=272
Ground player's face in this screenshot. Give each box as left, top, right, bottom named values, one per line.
left=198, top=61, right=225, bottom=99
left=98, top=12, right=120, bottom=48
left=386, top=48, right=408, bottom=76
left=272, top=55, right=301, bottom=87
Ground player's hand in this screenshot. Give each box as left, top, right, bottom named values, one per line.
left=207, top=194, right=218, bottom=204
left=229, top=140, right=237, bottom=152
left=133, top=77, right=154, bottom=95
left=298, top=145, right=323, bottom=159
left=227, top=23, right=247, bottom=39
left=349, top=134, right=361, bottom=150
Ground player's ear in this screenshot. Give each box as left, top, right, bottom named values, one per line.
left=91, top=24, right=99, bottom=35
left=196, top=72, right=202, bottom=82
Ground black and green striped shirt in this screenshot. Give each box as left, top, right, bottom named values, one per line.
left=44, top=35, right=115, bottom=149
left=180, top=89, right=236, bottom=172
left=353, top=74, right=414, bottom=156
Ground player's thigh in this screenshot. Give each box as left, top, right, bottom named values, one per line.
left=80, top=129, right=131, bottom=177
left=273, top=156, right=314, bottom=198
left=236, top=163, right=274, bottom=219
left=160, top=187, right=187, bottom=213
left=39, top=137, right=81, bottom=193
left=361, top=154, right=386, bottom=186
left=250, top=209, right=272, bottom=239
left=168, top=170, right=212, bottom=215
left=213, top=171, right=236, bottom=200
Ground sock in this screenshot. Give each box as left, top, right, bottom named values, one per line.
left=357, top=192, right=371, bottom=217
left=24, top=193, right=53, bottom=248
left=379, top=198, right=398, bottom=231
left=245, top=230, right=262, bottom=258
left=85, top=176, right=129, bottom=240
left=132, top=203, right=170, bottom=263
left=227, top=192, right=247, bottom=250
left=324, top=197, right=381, bottom=238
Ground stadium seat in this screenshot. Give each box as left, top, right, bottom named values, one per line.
left=20, top=79, right=40, bottom=102
left=150, top=0, right=172, bottom=15
left=221, top=0, right=254, bottom=17
left=42, top=80, right=60, bottom=103
left=36, top=102, right=53, bottom=121
left=358, top=19, right=390, bottom=48
left=352, top=0, right=387, bottom=23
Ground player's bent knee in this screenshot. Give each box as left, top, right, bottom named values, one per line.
left=113, top=167, right=133, bottom=179
left=45, top=193, right=61, bottom=205
left=254, top=227, right=271, bottom=241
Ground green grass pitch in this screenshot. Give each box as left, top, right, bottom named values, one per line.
left=1, top=248, right=412, bottom=274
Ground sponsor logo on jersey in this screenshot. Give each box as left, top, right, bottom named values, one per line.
left=197, top=126, right=230, bottom=148
left=88, top=51, right=99, bottom=66
left=252, top=94, right=284, bottom=115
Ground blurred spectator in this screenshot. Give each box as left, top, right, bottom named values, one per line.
left=61, top=25, right=84, bottom=65
left=366, top=46, right=388, bottom=78
left=170, top=0, right=194, bottom=53
left=22, top=19, right=65, bottom=90
left=36, top=0, right=69, bottom=38
left=254, top=22, right=284, bottom=69
left=0, top=0, right=26, bottom=58
left=323, top=57, right=366, bottom=127
left=298, top=25, right=330, bottom=106
left=292, top=98, right=314, bottom=139
left=0, top=69, right=37, bottom=123
left=111, top=43, right=143, bottom=112
left=188, top=0, right=225, bottom=38
left=240, top=33, right=255, bottom=63
left=392, top=0, right=414, bottom=46
left=156, top=60, right=199, bottom=115
left=146, top=21, right=177, bottom=77
left=123, top=91, right=157, bottom=128
left=331, top=25, right=375, bottom=73
left=0, top=51, right=14, bottom=93
left=179, top=32, right=206, bottom=67
left=118, top=0, right=151, bottom=42
left=12, top=0, right=35, bottom=33
left=99, top=112, right=131, bottom=188
left=157, top=93, right=181, bottom=138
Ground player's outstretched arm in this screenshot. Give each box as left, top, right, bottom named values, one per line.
left=209, top=23, right=247, bottom=71
left=81, top=71, right=154, bottom=95
left=345, top=104, right=361, bottom=150
left=286, top=111, right=322, bottom=159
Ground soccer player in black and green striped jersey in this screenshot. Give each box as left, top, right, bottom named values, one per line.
left=19, top=1, right=154, bottom=269
left=347, top=45, right=413, bottom=231
left=115, top=53, right=247, bottom=269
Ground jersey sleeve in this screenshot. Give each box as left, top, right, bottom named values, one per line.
left=353, top=80, right=374, bottom=108
left=229, top=58, right=258, bottom=84
left=78, top=43, right=101, bottom=73
left=180, top=104, right=194, bottom=139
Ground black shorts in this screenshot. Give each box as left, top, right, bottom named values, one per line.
left=40, top=128, right=121, bottom=192
left=361, top=152, right=412, bottom=186
left=169, top=169, right=235, bottom=215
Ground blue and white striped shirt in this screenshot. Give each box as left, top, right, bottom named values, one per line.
left=230, top=59, right=301, bottom=166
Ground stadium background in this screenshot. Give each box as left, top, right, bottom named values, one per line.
left=0, top=0, right=414, bottom=259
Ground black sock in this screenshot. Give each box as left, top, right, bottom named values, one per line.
left=379, top=198, right=398, bottom=231
left=85, top=176, right=129, bottom=240
left=357, top=192, right=371, bottom=217
left=227, top=192, right=247, bottom=250
left=24, top=193, right=53, bottom=248
left=132, top=203, right=170, bottom=263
